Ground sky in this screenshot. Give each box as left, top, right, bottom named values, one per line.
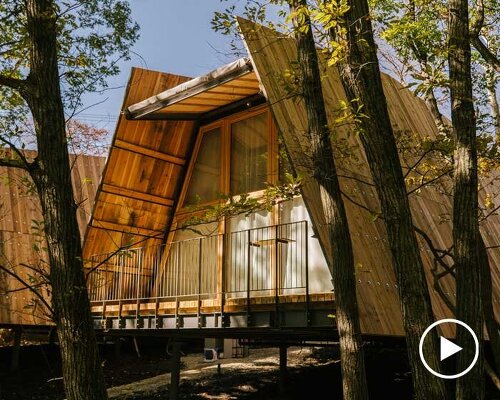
left=78, top=0, right=238, bottom=131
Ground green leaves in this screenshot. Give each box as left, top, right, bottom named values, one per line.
left=0, top=1, right=139, bottom=123
left=180, top=173, right=302, bottom=230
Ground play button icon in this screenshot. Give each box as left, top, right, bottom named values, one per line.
left=419, top=318, right=479, bottom=379
left=440, top=336, right=462, bottom=361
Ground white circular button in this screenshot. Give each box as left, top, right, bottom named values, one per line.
left=419, top=318, right=479, bottom=379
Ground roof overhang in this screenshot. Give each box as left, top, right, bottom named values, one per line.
left=125, top=57, right=263, bottom=120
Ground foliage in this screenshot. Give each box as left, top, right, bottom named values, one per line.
left=0, top=0, right=138, bottom=149
left=180, top=173, right=302, bottom=233
left=369, top=0, right=500, bottom=137
left=66, top=119, right=110, bottom=155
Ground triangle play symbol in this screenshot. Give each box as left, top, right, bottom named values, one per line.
left=440, top=336, right=462, bottom=361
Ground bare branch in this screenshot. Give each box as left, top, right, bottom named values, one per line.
left=0, top=263, right=53, bottom=316
left=485, top=360, right=500, bottom=391
left=471, top=36, right=500, bottom=73
left=0, top=135, right=35, bottom=170
left=337, top=173, right=376, bottom=187
left=0, top=74, right=26, bottom=90
left=403, top=146, right=436, bottom=179
left=414, top=225, right=456, bottom=277
left=84, top=230, right=165, bottom=279
left=1, top=282, right=45, bottom=294
left=406, top=168, right=453, bottom=195
left=19, top=262, right=50, bottom=281
left=0, top=157, right=28, bottom=170
left=430, top=261, right=456, bottom=313
left=480, top=202, right=500, bottom=222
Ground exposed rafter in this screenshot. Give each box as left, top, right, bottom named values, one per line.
left=90, top=220, right=164, bottom=238
left=114, top=139, right=186, bottom=166
left=101, top=183, right=174, bottom=207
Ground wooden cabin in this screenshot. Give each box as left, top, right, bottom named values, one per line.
left=83, top=20, right=500, bottom=340
left=0, top=153, right=105, bottom=327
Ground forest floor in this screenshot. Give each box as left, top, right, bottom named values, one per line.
left=0, top=338, right=499, bottom=400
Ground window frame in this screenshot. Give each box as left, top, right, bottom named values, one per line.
left=178, top=104, right=277, bottom=214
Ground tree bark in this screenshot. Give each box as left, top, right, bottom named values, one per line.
left=290, top=2, right=369, bottom=399
left=448, top=0, right=484, bottom=397
left=485, top=66, right=500, bottom=144
left=24, top=1, right=108, bottom=399
left=330, top=1, right=449, bottom=398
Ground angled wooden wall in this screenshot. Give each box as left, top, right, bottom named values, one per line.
left=83, top=68, right=198, bottom=261
left=239, top=18, right=500, bottom=336
left=0, top=154, right=105, bottom=326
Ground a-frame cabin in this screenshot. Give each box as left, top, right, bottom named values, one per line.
left=83, top=20, right=500, bottom=340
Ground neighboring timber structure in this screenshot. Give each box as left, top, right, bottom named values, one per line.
left=0, top=153, right=105, bottom=327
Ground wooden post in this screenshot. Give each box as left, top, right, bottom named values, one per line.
left=10, top=328, right=22, bottom=371
left=48, top=327, right=57, bottom=345
left=133, top=336, right=141, bottom=359
left=169, top=342, right=182, bottom=400
left=279, top=344, right=287, bottom=395
left=114, top=338, right=122, bottom=359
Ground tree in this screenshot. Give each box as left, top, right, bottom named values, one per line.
left=288, top=2, right=369, bottom=399
left=369, top=0, right=499, bottom=387
left=449, top=0, right=484, bottom=397
left=215, top=1, right=450, bottom=397
left=320, top=1, right=450, bottom=397
left=0, top=1, right=138, bottom=399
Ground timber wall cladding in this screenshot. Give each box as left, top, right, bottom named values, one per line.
left=0, top=154, right=105, bottom=326
left=238, top=18, right=500, bottom=336
left=82, top=68, right=197, bottom=262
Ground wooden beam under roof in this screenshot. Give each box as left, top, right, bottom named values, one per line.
left=90, top=220, right=164, bottom=238
left=101, top=183, right=174, bottom=207
left=114, top=139, right=186, bottom=166
left=132, top=93, right=266, bottom=122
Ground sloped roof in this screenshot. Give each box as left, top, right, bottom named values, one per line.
left=83, top=68, right=198, bottom=260
left=126, top=58, right=261, bottom=120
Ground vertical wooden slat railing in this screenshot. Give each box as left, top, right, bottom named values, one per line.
left=87, top=221, right=309, bottom=327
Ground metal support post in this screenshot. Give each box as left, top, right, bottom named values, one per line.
left=169, top=342, right=182, bottom=400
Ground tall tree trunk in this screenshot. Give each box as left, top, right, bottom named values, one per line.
left=485, top=66, right=500, bottom=144
left=329, top=1, right=449, bottom=398
left=25, top=1, right=108, bottom=399
left=289, top=2, right=369, bottom=399
left=448, top=0, right=484, bottom=398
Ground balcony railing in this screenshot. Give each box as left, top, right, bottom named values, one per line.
left=87, top=220, right=309, bottom=305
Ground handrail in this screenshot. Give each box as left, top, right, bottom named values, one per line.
left=87, top=220, right=309, bottom=305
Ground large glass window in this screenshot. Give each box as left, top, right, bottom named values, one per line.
left=230, top=112, right=268, bottom=194
left=184, top=127, right=221, bottom=205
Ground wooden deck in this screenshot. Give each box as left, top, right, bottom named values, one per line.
left=91, top=292, right=335, bottom=331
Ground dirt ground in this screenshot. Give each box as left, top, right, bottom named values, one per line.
left=107, top=344, right=417, bottom=400
left=0, top=338, right=499, bottom=400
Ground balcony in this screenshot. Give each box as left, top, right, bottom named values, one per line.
left=87, top=221, right=335, bottom=332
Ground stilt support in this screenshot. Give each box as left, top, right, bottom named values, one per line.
left=10, top=328, right=22, bottom=371
left=114, top=338, right=122, bottom=359
left=279, top=344, right=288, bottom=395
left=169, top=342, right=182, bottom=400
left=133, top=336, right=141, bottom=358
